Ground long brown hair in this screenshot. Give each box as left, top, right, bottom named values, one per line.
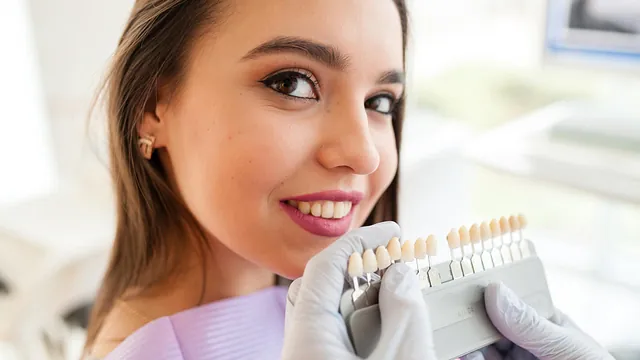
left=84, top=0, right=409, bottom=353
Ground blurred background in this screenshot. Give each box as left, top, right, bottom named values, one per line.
left=0, top=0, right=639, bottom=359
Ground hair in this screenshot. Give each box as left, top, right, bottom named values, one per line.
left=84, top=0, right=409, bottom=354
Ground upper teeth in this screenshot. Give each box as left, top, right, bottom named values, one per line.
left=287, top=200, right=352, bottom=219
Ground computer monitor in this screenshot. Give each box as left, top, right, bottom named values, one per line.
left=541, top=0, right=640, bottom=151
left=543, top=0, right=640, bottom=70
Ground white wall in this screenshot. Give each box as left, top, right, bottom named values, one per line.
left=0, top=0, right=56, bottom=205
left=25, top=0, right=134, bottom=188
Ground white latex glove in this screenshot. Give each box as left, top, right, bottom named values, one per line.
left=464, top=282, right=614, bottom=360
left=282, top=221, right=437, bottom=360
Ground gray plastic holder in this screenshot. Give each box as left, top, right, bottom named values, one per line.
left=339, top=240, right=555, bottom=360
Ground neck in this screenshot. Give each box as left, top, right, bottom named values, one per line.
left=125, top=235, right=276, bottom=319
left=196, top=240, right=277, bottom=303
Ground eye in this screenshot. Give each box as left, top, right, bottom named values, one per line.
left=260, top=69, right=319, bottom=100
left=365, top=94, right=397, bottom=115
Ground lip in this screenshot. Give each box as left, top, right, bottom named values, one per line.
left=280, top=190, right=364, bottom=237
left=282, top=190, right=364, bottom=205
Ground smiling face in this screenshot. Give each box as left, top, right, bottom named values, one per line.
left=143, top=0, right=405, bottom=279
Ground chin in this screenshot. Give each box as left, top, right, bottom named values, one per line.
left=271, top=215, right=368, bottom=281
left=273, top=248, right=318, bottom=280
left=276, top=264, right=305, bottom=280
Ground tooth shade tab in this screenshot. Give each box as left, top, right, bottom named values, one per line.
left=459, top=226, right=471, bottom=245
left=469, top=224, right=481, bottom=244
left=362, top=249, right=378, bottom=273
left=348, top=252, right=363, bottom=277
left=387, top=237, right=402, bottom=261
left=426, top=235, right=437, bottom=256
left=414, top=238, right=427, bottom=259
left=489, top=219, right=501, bottom=237
left=376, top=246, right=391, bottom=269
left=447, top=229, right=461, bottom=249
left=518, top=213, right=528, bottom=229
left=401, top=239, right=415, bottom=262
left=499, top=216, right=511, bottom=233
left=508, top=215, right=520, bottom=231
left=480, top=222, right=491, bottom=241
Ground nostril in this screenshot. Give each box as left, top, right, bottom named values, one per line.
left=0, top=276, right=10, bottom=295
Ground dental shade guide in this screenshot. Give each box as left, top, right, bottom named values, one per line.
left=446, top=229, right=464, bottom=280
left=499, top=216, right=513, bottom=264
left=489, top=219, right=504, bottom=267
left=387, top=237, right=402, bottom=264
left=425, top=235, right=441, bottom=287
left=340, top=214, right=555, bottom=360
left=468, top=224, right=484, bottom=273
left=347, top=252, right=365, bottom=304
left=458, top=226, right=474, bottom=277
left=375, top=246, right=391, bottom=278
left=508, top=215, right=522, bottom=261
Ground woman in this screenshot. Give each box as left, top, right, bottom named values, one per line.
left=84, top=0, right=612, bottom=359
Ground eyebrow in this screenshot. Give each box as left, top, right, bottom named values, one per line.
left=242, top=36, right=350, bottom=70
left=241, top=36, right=405, bottom=85
left=377, top=70, right=405, bottom=85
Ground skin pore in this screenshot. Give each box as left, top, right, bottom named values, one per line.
left=93, top=0, right=404, bottom=354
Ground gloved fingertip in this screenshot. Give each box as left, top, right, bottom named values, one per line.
left=484, top=282, right=537, bottom=338
left=375, top=220, right=401, bottom=229
left=368, top=221, right=402, bottom=242
left=286, top=278, right=302, bottom=307
left=485, top=282, right=570, bottom=357
left=381, top=262, right=418, bottom=294
left=485, top=282, right=525, bottom=318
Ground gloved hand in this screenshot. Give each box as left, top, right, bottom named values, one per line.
left=464, top=282, right=614, bottom=360
left=281, top=221, right=437, bottom=360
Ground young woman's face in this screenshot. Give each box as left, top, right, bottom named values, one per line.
left=147, top=0, right=404, bottom=278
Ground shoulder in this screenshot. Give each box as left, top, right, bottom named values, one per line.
left=93, top=286, right=288, bottom=360
left=99, top=317, right=184, bottom=360
left=90, top=301, right=164, bottom=359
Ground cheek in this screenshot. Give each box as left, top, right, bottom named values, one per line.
left=172, top=106, right=307, bottom=210
left=165, top=93, right=318, bottom=262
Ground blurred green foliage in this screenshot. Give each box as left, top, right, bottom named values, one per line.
left=413, top=64, right=602, bottom=129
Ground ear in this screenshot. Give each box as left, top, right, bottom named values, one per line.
left=138, top=78, right=172, bottom=152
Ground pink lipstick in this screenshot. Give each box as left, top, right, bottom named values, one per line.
left=280, top=190, right=364, bottom=237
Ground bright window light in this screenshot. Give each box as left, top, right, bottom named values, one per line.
left=0, top=0, right=57, bottom=206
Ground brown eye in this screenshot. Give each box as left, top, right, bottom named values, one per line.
left=261, top=70, right=318, bottom=100
left=275, top=76, right=298, bottom=94
left=365, top=94, right=396, bottom=115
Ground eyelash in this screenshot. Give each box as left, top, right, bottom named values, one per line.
left=260, top=68, right=400, bottom=115
left=260, top=68, right=320, bottom=102
left=365, top=93, right=398, bottom=116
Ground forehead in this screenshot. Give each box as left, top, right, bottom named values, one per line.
left=199, top=0, right=404, bottom=71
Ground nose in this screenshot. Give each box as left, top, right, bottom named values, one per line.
left=316, top=101, right=380, bottom=175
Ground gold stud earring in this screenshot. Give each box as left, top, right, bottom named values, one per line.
left=138, top=135, right=156, bottom=159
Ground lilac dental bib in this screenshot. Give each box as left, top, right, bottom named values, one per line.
left=103, top=286, right=288, bottom=360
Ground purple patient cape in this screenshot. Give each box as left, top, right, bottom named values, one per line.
left=104, top=286, right=288, bottom=360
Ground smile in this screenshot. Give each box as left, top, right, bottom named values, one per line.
left=286, top=200, right=352, bottom=219
left=280, top=190, right=364, bottom=237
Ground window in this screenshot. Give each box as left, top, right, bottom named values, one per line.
left=0, top=0, right=57, bottom=206
left=402, top=0, right=640, bottom=349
